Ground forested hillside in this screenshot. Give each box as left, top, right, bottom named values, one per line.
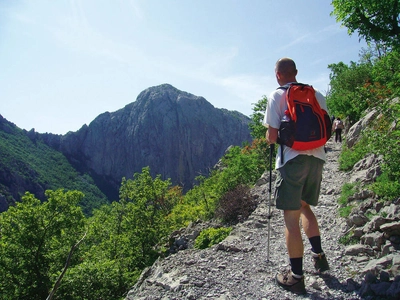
left=0, top=115, right=108, bottom=215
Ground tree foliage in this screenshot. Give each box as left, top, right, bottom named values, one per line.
left=0, top=190, right=86, bottom=300
left=331, top=0, right=400, bottom=49
left=56, top=167, right=174, bottom=299
left=194, top=227, right=232, bottom=249
left=0, top=168, right=179, bottom=299
left=327, top=60, right=373, bottom=123
left=327, top=48, right=400, bottom=123
left=248, top=96, right=268, bottom=139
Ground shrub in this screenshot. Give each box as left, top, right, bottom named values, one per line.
left=338, top=135, right=370, bottom=171
left=194, top=227, right=232, bottom=249
left=215, top=185, right=257, bottom=224
left=370, top=172, right=400, bottom=201
left=338, top=182, right=357, bottom=218
left=339, top=205, right=355, bottom=218
left=338, top=183, right=357, bottom=206
left=338, top=231, right=359, bottom=246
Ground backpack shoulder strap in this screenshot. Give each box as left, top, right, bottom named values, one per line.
left=277, top=84, right=289, bottom=91
left=288, top=82, right=314, bottom=92
left=277, top=83, right=313, bottom=92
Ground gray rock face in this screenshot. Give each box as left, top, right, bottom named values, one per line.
left=346, top=109, right=379, bottom=148
left=349, top=154, right=383, bottom=184
left=44, top=84, right=252, bottom=199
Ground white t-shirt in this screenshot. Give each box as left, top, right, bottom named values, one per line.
left=262, top=83, right=327, bottom=169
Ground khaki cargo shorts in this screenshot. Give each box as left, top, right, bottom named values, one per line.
left=275, top=155, right=324, bottom=210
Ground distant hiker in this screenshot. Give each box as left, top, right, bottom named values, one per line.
left=333, top=117, right=344, bottom=143
left=263, top=58, right=330, bottom=295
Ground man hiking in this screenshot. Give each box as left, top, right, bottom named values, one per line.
left=333, top=117, right=344, bottom=143
left=263, top=58, right=330, bottom=295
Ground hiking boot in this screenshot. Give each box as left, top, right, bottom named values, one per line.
left=312, top=251, right=330, bottom=272
left=275, top=270, right=306, bottom=295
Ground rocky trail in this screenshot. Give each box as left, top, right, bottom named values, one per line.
left=126, top=139, right=400, bottom=300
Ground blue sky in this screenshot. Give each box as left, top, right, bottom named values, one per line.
left=0, top=1, right=367, bottom=134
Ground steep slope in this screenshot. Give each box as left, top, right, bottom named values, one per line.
left=43, top=84, right=252, bottom=200
left=0, top=115, right=108, bottom=214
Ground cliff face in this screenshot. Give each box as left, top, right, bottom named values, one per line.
left=44, top=84, right=252, bottom=200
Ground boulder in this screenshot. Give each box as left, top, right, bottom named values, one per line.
left=363, top=215, right=389, bottom=233
left=391, top=256, right=400, bottom=277
left=349, top=154, right=383, bottom=184
left=361, top=254, right=396, bottom=276
left=360, top=232, right=385, bottom=250
left=345, top=244, right=374, bottom=256
left=346, top=109, right=379, bottom=148
left=347, top=213, right=369, bottom=227
left=380, top=221, right=400, bottom=237
left=380, top=204, right=400, bottom=220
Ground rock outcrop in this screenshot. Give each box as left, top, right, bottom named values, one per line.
left=41, top=84, right=252, bottom=199
left=346, top=109, right=379, bottom=148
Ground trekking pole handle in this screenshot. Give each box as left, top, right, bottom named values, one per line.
left=269, top=143, right=275, bottom=172
left=268, top=143, right=274, bottom=193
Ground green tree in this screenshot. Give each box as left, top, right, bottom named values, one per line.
left=57, top=202, right=142, bottom=299
left=249, top=96, right=268, bottom=139
left=56, top=167, right=174, bottom=299
left=119, top=166, right=174, bottom=256
left=331, top=0, right=400, bottom=49
left=0, top=190, right=86, bottom=300
left=327, top=60, right=373, bottom=123
left=220, top=144, right=267, bottom=189
left=370, top=50, right=400, bottom=97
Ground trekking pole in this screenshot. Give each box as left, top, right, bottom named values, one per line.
left=267, top=143, right=275, bottom=262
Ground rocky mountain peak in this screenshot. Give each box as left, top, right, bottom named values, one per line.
left=42, top=84, right=252, bottom=200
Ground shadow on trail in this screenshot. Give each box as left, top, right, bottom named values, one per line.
left=305, top=273, right=361, bottom=300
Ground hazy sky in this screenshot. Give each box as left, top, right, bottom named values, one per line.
left=0, top=1, right=367, bottom=134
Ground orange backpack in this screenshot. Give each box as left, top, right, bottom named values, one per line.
left=277, top=83, right=332, bottom=150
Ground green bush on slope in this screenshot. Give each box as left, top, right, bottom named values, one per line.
left=0, top=121, right=108, bottom=214
left=194, top=227, right=232, bottom=249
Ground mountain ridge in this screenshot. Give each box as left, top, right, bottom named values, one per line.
left=0, top=84, right=252, bottom=209
left=42, top=84, right=252, bottom=199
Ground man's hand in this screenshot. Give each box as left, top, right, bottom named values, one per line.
left=266, top=126, right=278, bottom=145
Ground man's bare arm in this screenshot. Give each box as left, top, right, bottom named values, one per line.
left=266, top=126, right=278, bottom=145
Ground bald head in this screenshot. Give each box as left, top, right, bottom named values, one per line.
left=275, top=57, right=297, bottom=85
